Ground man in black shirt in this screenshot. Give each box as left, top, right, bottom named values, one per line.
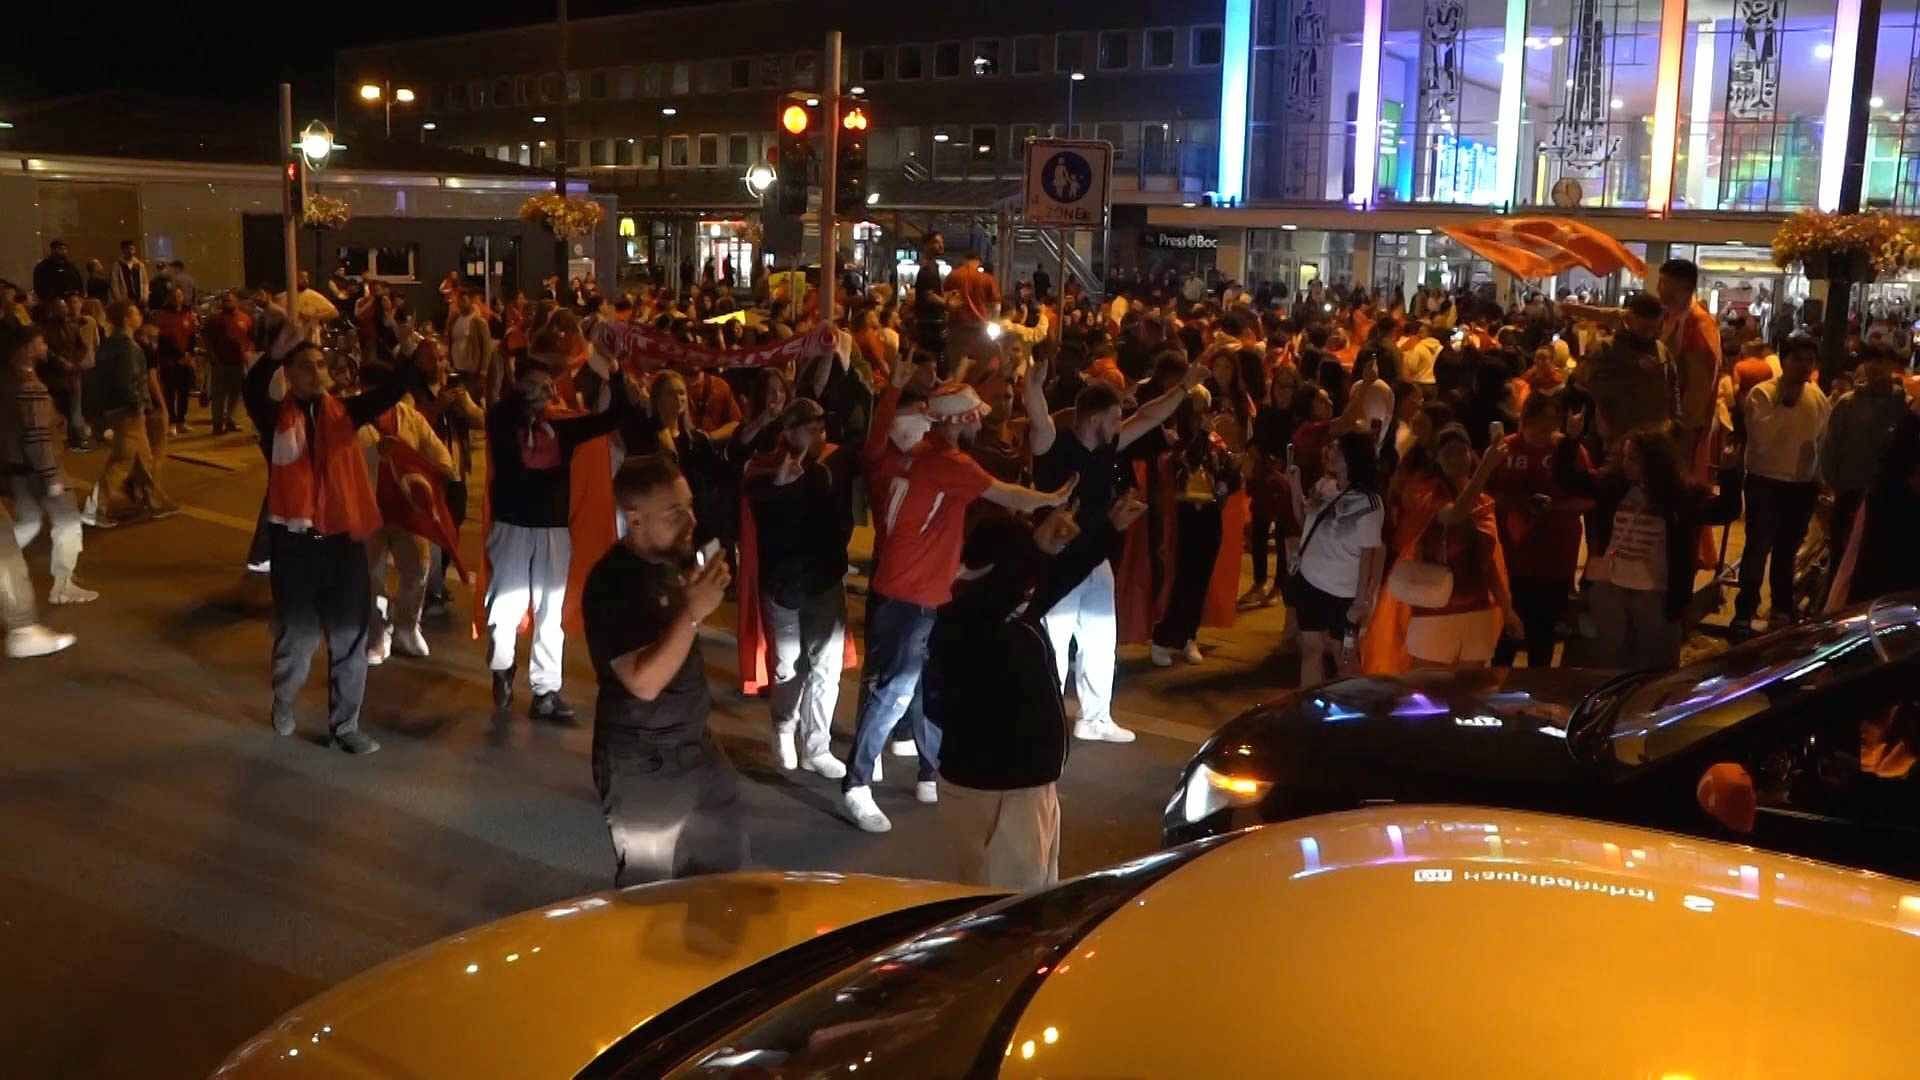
left=912, top=231, right=948, bottom=359
left=582, top=455, right=743, bottom=886
left=1027, top=354, right=1201, bottom=744
left=745, top=399, right=852, bottom=778
left=483, top=333, right=632, bottom=722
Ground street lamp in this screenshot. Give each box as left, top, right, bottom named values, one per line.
left=657, top=106, right=677, bottom=187
left=745, top=162, right=776, bottom=199
left=1067, top=70, right=1085, bottom=133
left=299, top=120, right=335, bottom=169
left=358, top=79, right=416, bottom=139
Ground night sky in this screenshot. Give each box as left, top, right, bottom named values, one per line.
left=3, top=2, right=704, bottom=106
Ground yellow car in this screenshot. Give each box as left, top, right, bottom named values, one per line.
left=216, top=807, right=1920, bottom=1078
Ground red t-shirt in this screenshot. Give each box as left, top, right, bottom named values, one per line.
left=871, top=435, right=995, bottom=608
left=1488, top=432, right=1592, bottom=582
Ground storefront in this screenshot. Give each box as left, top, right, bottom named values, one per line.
left=1140, top=229, right=1221, bottom=281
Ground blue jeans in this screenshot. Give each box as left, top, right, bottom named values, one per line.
left=844, top=595, right=941, bottom=791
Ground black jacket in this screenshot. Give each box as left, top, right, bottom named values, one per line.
left=927, top=586, right=1069, bottom=791
left=485, top=380, right=631, bottom=528
left=33, top=255, right=84, bottom=302
left=745, top=449, right=853, bottom=606
left=1557, top=456, right=1741, bottom=620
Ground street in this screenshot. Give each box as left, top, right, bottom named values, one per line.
left=1, top=426, right=1290, bottom=1079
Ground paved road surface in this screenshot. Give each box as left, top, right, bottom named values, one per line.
left=2, top=424, right=1296, bottom=1078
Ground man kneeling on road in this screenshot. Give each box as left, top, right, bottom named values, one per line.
left=582, top=455, right=746, bottom=886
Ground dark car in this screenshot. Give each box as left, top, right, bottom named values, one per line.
left=1166, top=594, right=1920, bottom=879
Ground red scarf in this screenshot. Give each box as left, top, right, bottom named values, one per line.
left=268, top=394, right=381, bottom=540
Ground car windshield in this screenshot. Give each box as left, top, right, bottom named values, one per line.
left=592, top=839, right=1231, bottom=1079
left=1596, top=596, right=1920, bottom=767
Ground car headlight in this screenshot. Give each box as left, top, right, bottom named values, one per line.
left=1180, top=762, right=1275, bottom=824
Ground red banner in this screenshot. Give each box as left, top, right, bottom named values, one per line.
left=376, top=440, right=469, bottom=579
left=588, top=319, right=834, bottom=372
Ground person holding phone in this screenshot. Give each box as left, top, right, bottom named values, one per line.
left=1286, top=432, right=1385, bottom=688
left=582, top=455, right=745, bottom=886
left=1487, top=392, right=1594, bottom=668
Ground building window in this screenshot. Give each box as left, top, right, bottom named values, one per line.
left=590, top=139, right=611, bottom=166
left=793, top=52, right=819, bottom=88
left=589, top=71, right=608, bottom=99
left=567, top=73, right=582, bottom=102
left=668, top=135, right=690, bottom=167
left=730, top=58, right=752, bottom=90
left=497, top=145, right=512, bottom=161
left=517, top=144, right=532, bottom=166
left=616, top=139, right=636, bottom=166
left=563, top=140, right=583, bottom=167
left=972, top=126, right=999, bottom=161
left=1096, top=122, right=1130, bottom=162
left=616, top=68, right=636, bottom=99
left=445, top=83, right=468, bottom=110
left=639, top=65, right=661, bottom=96
left=642, top=136, right=661, bottom=166
left=1009, top=123, right=1039, bottom=161
left=471, top=82, right=488, bottom=109
left=934, top=41, right=962, bottom=78
left=898, top=45, right=924, bottom=80
left=671, top=63, right=691, bottom=94
left=760, top=55, right=785, bottom=87
left=973, top=39, right=1001, bottom=77
left=698, top=134, right=719, bottom=167
left=728, top=133, right=750, bottom=166
left=861, top=46, right=888, bottom=81
left=1191, top=26, right=1223, bottom=67
left=539, top=73, right=562, bottom=102
left=340, top=243, right=420, bottom=284
left=1056, top=33, right=1085, bottom=74
left=1146, top=28, right=1175, bottom=68
left=1013, top=36, right=1043, bottom=75
left=492, top=78, right=514, bottom=107
left=1098, top=31, right=1130, bottom=71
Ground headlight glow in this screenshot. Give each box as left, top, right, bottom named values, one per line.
left=1181, top=762, right=1275, bottom=824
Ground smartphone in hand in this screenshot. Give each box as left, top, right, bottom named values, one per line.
left=1489, top=420, right=1505, bottom=444
left=696, top=538, right=722, bottom=568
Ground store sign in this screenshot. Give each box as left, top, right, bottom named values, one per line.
left=1144, top=231, right=1219, bottom=250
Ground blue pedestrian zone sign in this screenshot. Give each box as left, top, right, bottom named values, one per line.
left=1024, top=138, right=1111, bottom=229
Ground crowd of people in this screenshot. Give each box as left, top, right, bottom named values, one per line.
left=9, top=227, right=1920, bottom=894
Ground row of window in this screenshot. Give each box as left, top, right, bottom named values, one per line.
left=426, top=25, right=1224, bottom=113
left=448, top=118, right=1218, bottom=172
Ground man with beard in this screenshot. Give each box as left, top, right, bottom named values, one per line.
left=582, top=455, right=744, bottom=885
left=839, top=381, right=1077, bottom=833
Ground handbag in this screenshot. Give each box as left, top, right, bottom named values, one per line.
left=1284, top=489, right=1345, bottom=604
left=1387, top=518, right=1455, bottom=609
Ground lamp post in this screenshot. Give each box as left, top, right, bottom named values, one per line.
left=1066, top=70, right=1085, bottom=134
left=357, top=79, right=415, bottom=139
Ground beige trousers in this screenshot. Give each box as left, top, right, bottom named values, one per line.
left=938, top=780, right=1062, bottom=892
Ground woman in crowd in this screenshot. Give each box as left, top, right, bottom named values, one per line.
left=1559, top=425, right=1737, bottom=670
left=147, top=286, right=198, bottom=436
left=646, top=370, right=727, bottom=550
left=1487, top=391, right=1593, bottom=668
left=1150, top=386, right=1242, bottom=666
left=1287, top=431, right=1385, bottom=688
left=1384, top=423, right=1517, bottom=671
left=1242, top=362, right=1301, bottom=607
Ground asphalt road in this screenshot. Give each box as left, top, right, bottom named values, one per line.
left=1, top=421, right=1296, bottom=1078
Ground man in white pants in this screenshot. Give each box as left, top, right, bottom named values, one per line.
left=1025, top=348, right=1203, bottom=742
left=483, top=341, right=633, bottom=721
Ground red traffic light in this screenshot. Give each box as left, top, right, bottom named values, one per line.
left=781, top=104, right=810, bottom=135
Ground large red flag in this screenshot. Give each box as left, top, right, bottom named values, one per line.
left=376, top=440, right=470, bottom=578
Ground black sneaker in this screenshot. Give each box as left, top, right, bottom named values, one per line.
left=529, top=691, right=577, bottom=724
left=492, top=667, right=515, bottom=712
left=329, top=730, right=381, bottom=755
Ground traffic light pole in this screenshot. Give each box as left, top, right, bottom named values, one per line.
left=280, top=83, right=299, bottom=301
left=819, top=30, right=842, bottom=326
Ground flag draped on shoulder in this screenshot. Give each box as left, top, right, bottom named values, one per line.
left=376, top=439, right=469, bottom=577
left=1438, top=217, right=1648, bottom=281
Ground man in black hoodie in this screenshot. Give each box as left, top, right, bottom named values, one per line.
left=926, top=494, right=1143, bottom=890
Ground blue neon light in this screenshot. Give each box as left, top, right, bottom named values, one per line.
left=1217, top=0, right=1252, bottom=203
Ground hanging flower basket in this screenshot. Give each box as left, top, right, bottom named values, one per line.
left=519, top=194, right=605, bottom=241
left=1771, top=210, right=1917, bottom=280
left=303, top=195, right=351, bottom=231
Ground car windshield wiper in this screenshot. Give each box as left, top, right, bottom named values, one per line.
left=1565, top=671, right=1655, bottom=765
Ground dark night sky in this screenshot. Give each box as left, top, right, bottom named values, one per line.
left=3, top=2, right=707, bottom=105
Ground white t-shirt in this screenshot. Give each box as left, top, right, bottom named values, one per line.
left=1354, top=378, right=1395, bottom=445
left=1298, top=483, right=1386, bottom=599
left=1589, top=486, right=1667, bottom=592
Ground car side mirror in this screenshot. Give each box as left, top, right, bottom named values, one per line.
left=1697, top=762, right=1758, bottom=834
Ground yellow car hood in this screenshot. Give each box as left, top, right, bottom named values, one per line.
left=214, top=871, right=992, bottom=1079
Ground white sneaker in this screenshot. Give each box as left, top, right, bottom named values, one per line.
left=392, top=626, right=430, bottom=658
left=1075, top=717, right=1137, bottom=744
left=916, top=780, right=938, bottom=804
left=1183, top=639, right=1204, bottom=664
left=773, top=730, right=799, bottom=770
left=246, top=559, right=271, bottom=574
left=366, top=630, right=390, bottom=666
left=7, top=625, right=76, bottom=659
left=1149, top=644, right=1175, bottom=667
left=48, top=579, right=100, bottom=605
left=890, top=739, right=917, bottom=757
left=843, top=786, right=892, bottom=832
left=803, top=752, right=847, bottom=780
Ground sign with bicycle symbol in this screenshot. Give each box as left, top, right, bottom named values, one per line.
left=1024, top=138, right=1112, bottom=229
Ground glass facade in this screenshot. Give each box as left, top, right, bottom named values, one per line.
left=1227, top=0, right=1899, bottom=214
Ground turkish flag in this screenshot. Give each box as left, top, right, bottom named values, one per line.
left=376, top=440, right=469, bottom=579
left=1439, top=217, right=1649, bottom=280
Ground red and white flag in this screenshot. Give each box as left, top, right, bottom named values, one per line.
left=377, top=440, right=469, bottom=579
left=589, top=319, right=834, bottom=373
left=1439, top=217, right=1648, bottom=281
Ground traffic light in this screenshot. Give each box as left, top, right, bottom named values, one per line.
left=777, top=94, right=812, bottom=216
left=283, top=159, right=304, bottom=220
left=836, top=104, right=869, bottom=214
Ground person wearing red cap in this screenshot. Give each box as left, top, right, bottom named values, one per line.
left=840, top=379, right=1077, bottom=834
